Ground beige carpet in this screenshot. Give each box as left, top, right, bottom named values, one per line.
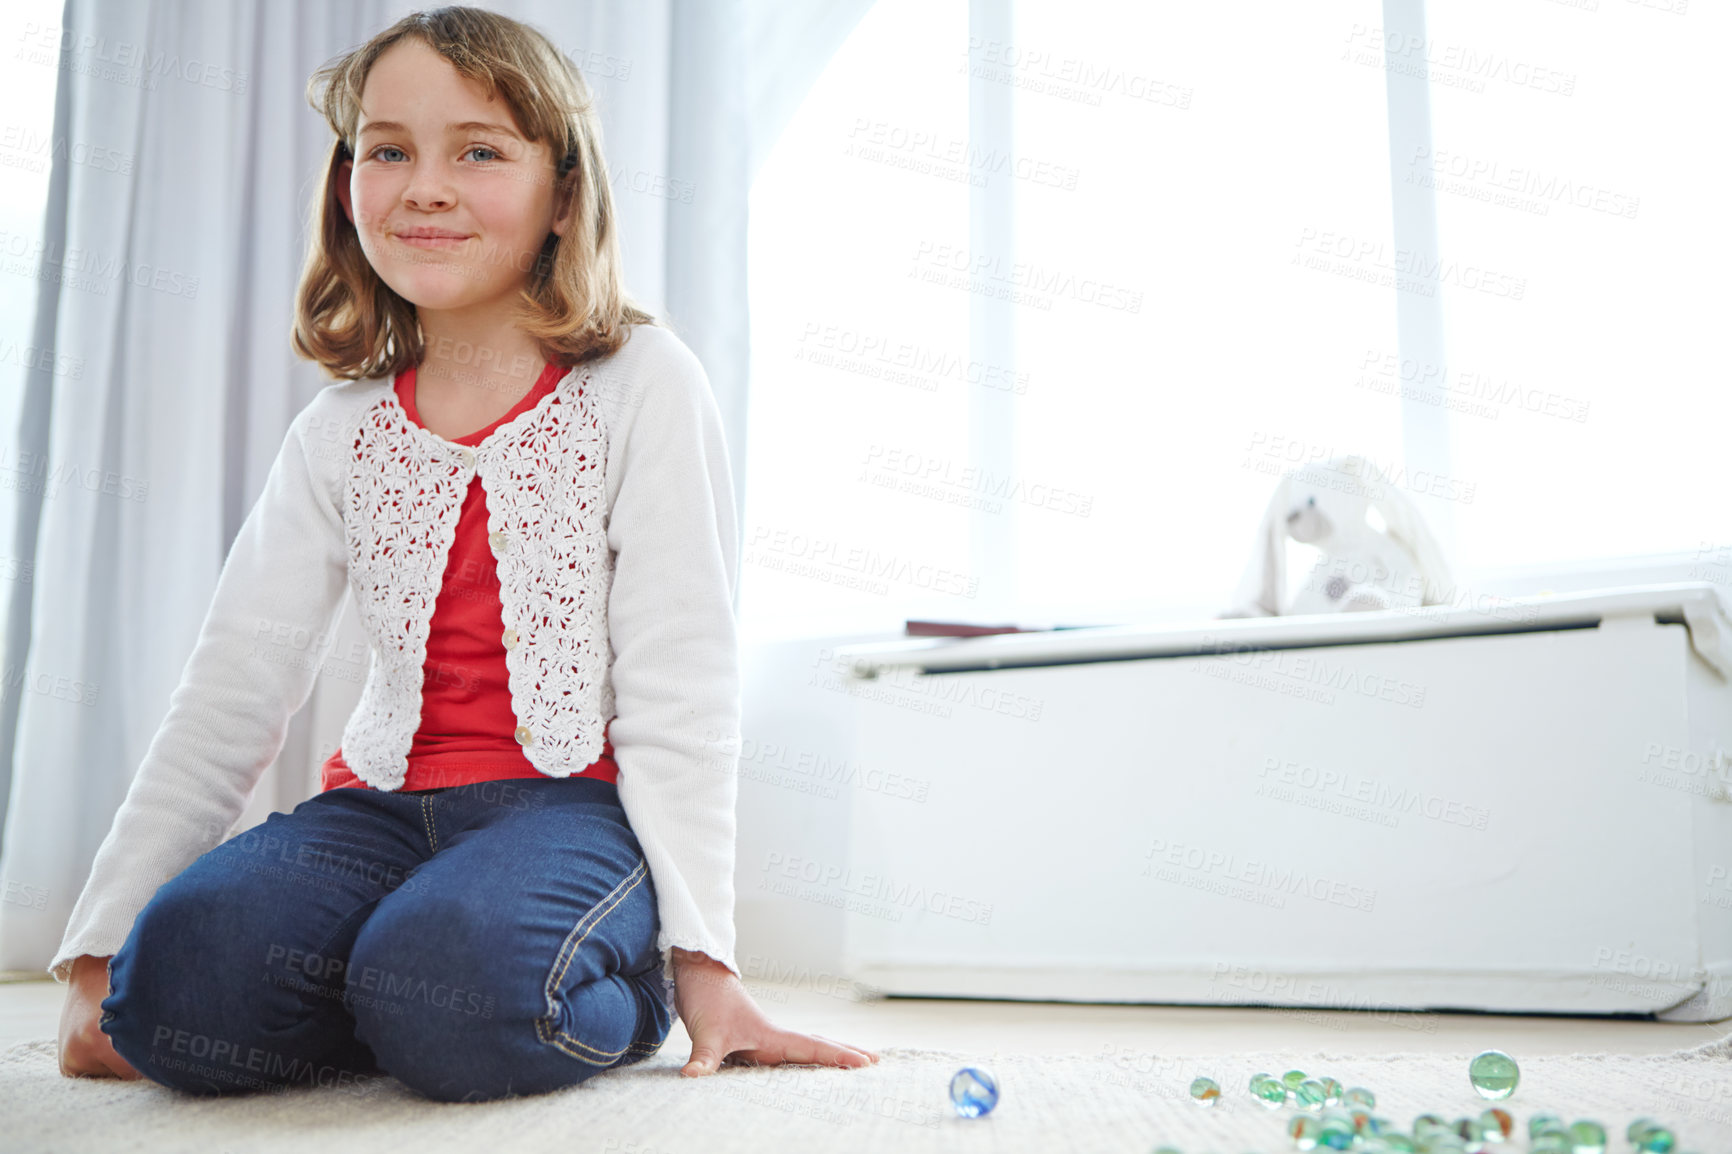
left=4, top=1033, right=1730, bottom=1152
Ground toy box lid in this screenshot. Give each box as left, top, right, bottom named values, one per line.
left=834, top=582, right=1732, bottom=678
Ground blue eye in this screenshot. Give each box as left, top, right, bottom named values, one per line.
left=364, top=144, right=502, bottom=163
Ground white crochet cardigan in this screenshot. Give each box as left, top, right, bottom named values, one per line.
left=49, top=323, right=743, bottom=992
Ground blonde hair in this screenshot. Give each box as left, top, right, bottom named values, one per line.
left=292, top=5, right=655, bottom=380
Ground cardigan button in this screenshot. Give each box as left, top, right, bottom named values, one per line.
left=502, top=628, right=519, bottom=649
left=488, top=531, right=509, bottom=553
left=514, top=725, right=534, bottom=746
left=457, top=446, right=475, bottom=469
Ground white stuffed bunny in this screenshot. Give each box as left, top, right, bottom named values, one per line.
left=1224, top=455, right=1454, bottom=618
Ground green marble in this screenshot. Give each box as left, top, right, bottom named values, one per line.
left=1477, top=1106, right=1513, bottom=1141
left=1187, top=1075, right=1220, bottom=1107
left=1343, top=1086, right=1376, bottom=1110
left=1288, top=1113, right=1322, bottom=1151
left=1254, top=1076, right=1288, bottom=1108
left=1634, top=1127, right=1676, bottom=1153
left=1318, top=1110, right=1356, bottom=1151
left=1529, top=1114, right=1568, bottom=1139
left=1295, top=1079, right=1327, bottom=1111
left=1466, top=1050, right=1519, bottom=1100
left=1566, top=1119, right=1606, bottom=1154
left=1318, top=1076, right=1343, bottom=1106
left=1413, top=1113, right=1448, bottom=1137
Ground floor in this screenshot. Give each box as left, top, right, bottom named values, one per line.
left=4, top=970, right=1724, bottom=1065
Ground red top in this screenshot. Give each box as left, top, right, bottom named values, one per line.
left=320, top=361, right=620, bottom=792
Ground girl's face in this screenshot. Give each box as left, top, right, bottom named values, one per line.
left=335, top=38, right=572, bottom=318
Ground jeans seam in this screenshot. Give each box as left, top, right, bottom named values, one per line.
left=420, top=795, right=438, bottom=854
left=535, top=858, right=649, bottom=1064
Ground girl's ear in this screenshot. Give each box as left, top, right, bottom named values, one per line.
left=335, top=158, right=355, bottom=226
left=550, top=171, right=577, bottom=238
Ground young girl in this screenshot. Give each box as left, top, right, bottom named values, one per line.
left=52, top=6, right=877, bottom=1102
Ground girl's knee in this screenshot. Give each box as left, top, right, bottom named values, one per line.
left=347, top=944, right=661, bottom=1101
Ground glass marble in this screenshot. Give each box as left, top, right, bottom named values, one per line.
left=948, top=1066, right=998, bottom=1117
left=1466, top=1050, right=1519, bottom=1100
left=1254, top=1077, right=1289, bottom=1108
left=1319, top=1076, right=1344, bottom=1106
left=1189, top=1075, right=1221, bottom=1107
left=1296, top=1080, right=1327, bottom=1111
left=1289, top=1114, right=1323, bottom=1151
left=1344, top=1087, right=1377, bottom=1111
left=1529, top=1114, right=1567, bottom=1139
left=1531, top=1135, right=1571, bottom=1154
left=1634, top=1127, right=1676, bottom=1153
left=1249, top=1071, right=1271, bottom=1093
left=1627, top=1119, right=1658, bottom=1144
left=1565, top=1119, right=1606, bottom=1154
left=1376, top=1137, right=1418, bottom=1154
left=1318, top=1111, right=1356, bottom=1151
left=1413, top=1113, right=1449, bottom=1137
left=1477, top=1107, right=1513, bottom=1142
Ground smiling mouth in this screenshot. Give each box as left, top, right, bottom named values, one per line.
left=395, top=233, right=471, bottom=248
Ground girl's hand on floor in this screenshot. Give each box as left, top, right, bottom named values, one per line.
left=670, top=948, right=881, bottom=1077
left=58, top=954, right=142, bottom=1080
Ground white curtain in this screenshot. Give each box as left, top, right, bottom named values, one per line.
left=0, top=0, right=872, bottom=975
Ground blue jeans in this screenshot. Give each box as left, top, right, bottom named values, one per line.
left=99, top=776, right=674, bottom=1101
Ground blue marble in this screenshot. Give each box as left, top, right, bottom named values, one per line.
left=949, top=1066, right=999, bottom=1118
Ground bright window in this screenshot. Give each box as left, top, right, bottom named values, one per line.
left=742, top=0, right=1728, bottom=641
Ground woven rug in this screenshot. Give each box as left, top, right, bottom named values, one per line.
left=5, top=1033, right=1730, bottom=1153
